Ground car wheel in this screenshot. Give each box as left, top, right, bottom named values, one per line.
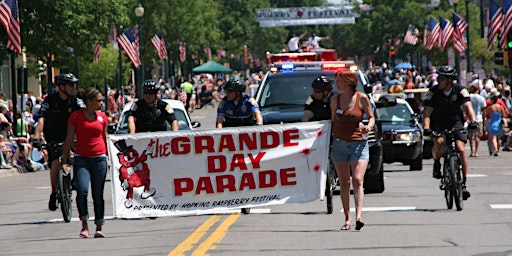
left=410, top=153, right=423, bottom=171
left=364, top=164, right=384, bottom=194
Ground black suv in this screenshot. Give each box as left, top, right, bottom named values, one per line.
left=254, top=68, right=389, bottom=193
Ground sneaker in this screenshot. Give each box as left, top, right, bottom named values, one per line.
left=432, top=160, right=442, bottom=179
left=462, top=186, right=471, bottom=200
left=48, top=192, right=57, bottom=211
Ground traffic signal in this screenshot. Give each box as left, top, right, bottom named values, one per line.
left=495, top=52, right=504, bottom=65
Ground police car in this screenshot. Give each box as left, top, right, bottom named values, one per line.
left=254, top=51, right=394, bottom=193
left=111, top=99, right=200, bottom=134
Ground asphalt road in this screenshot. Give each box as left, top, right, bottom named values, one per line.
left=0, top=104, right=511, bottom=256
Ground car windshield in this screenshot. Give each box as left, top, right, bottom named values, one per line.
left=259, top=73, right=366, bottom=108
left=378, top=103, right=412, bottom=124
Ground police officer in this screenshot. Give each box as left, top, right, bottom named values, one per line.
left=216, top=79, right=262, bottom=214
left=33, top=72, right=82, bottom=211
left=423, top=65, right=477, bottom=200
left=302, top=76, right=334, bottom=122
left=216, top=79, right=263, bottom=128
left=128, top=79, right=179, bottom=133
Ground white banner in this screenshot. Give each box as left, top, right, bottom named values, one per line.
left=107, top=121, right=331, bottom=218
left=256, top=7, right=358, bottom=27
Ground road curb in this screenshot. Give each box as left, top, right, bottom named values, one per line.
left=0, top=167, right=21, bottom=178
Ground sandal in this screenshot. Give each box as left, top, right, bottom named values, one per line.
left=94, top=231, right=105, bottom=238
left=355, top=220, right=365, bottom=231
left=340, top=224, right=351, bottom=230
left=79, top=229, right=89, bottom=238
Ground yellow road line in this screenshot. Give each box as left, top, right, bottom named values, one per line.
left=191, top=214, right=241, bottom=256
left=168, top=214, right=223, bottom=256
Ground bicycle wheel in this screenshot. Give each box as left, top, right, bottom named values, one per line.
left=58, top=169, right=73, bottom=222
left=325, top=160, right=337, bottom=214
left=443, top=159, right=453, bottom=210
left=450, top=155, right=463, bottom=211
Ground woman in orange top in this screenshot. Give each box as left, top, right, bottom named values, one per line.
left=330, top=70, right=375, bottom=231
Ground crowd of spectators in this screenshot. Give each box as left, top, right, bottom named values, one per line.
left=366, top=63, right=512, bottom=155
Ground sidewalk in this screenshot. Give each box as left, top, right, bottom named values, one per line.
left=0, top=166, right=21, bottom=178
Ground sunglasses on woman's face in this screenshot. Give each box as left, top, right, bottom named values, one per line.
left=143, top=91, right=156, bottom=95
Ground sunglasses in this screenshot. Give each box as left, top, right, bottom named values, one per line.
left=437, top=77, right=446, bottom=82
left=143, top=91, right=157, bottom=95
left=313, top=90, right=323, bottom=93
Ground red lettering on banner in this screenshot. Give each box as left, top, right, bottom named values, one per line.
left=162, top=141, right=170, bottom=157
left=195, top=136, right=215, bottom=153
left=174, top=178, right=194, bottom=196
left=259, top=170, right=277, bottom=188
left=283, top=129, right=299, bottom=147
left=172, top=137, right=190, bottom=155
left=260, top=131, right=279, bottom=149
left=239, top=132, right=257, bottom=150
left=215, top=175, right=237, bottom=192
left=207, top=155, right=227, bottom=173
left=218, top=134, right=236, bottom=152
left=280, top=167, right=296, bottom=185
left=248, top=152, right=265, bottom=169
left=230, top=154, right=247, bottom=171
left=173, top=168, right=297, bottom=196
left=196, top=176, right=214, bottom=194
left=239, top=172, right=257, bottom=190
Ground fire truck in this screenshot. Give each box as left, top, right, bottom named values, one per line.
left=254, top=49, right=389, bottom=195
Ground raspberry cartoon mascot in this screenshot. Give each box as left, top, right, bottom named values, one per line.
left=114, top=139, right=156, bottom=208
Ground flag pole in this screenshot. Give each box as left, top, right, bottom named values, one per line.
left=10, top=52, right=18, bottom=135
left=118, top=25, right=124, bottom=99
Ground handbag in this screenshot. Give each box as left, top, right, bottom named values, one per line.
left=480, top=130, right=487, bottom=141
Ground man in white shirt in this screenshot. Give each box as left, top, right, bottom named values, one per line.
left=307, top=34, right=329, bottom=49
left=287, top=31, right=307, bottom=53
left=468, top=85, right=487, bottom=157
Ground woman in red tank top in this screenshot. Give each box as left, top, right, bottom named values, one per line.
left=330, top=70, right=375, bottom=231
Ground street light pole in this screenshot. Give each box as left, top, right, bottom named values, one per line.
left=135, top=1, right=144, bottom=99
left=451, top=0, right=460, bottom=78
left=466, top=0, right=471, bottom=72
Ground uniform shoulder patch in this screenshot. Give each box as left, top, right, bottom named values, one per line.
left=41, top=102, right=50, bottom=112
left=305, top=96, right=313, bottom=105
left=425, top=91, right=434, bottom=101
left=460, top=88, right=470, bottom=98
left=165, top=104, right=174, bottom=114
left=129, top=103, right=138, bottom=112
left=249, top=98, right=258, bottom=107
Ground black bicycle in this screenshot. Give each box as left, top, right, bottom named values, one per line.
left=325, top=159, right=338, bottom=214
left=44, top=143, right=73, bottom=222
left=433, top=128, right=465, bottom=211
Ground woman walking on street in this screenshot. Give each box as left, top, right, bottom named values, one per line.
left=486, top=91, right=508, bottom=156
left=330, top=70, right=374, bottom=231
left=62, top=87, right=108, bottom=238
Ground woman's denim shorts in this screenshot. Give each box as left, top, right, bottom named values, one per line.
left=330, top=138, right=369, bottom=163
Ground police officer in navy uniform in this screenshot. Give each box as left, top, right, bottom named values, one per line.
left=422, top=65, right=477, bottom=200
left=216, top=79, right=263, bottom=128
left=128, top=79, right=179, bottom=133
left=33, top=72, right=82, bottom=211
left=302, top=76, right=334, bottom=122
left=216, top=79, right=262, bottom=214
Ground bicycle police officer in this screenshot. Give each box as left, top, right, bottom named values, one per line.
left=216, top=79, right=263, bottom=214
left=32, top=72, right=82, bottom=211
left=422, top=65, right=477, bottom=200
left=302, top=76, right=334, bottom=122
left=128, top=79, right=179, bottom=133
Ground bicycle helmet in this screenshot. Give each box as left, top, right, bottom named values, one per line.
left=311, top=76, right=333, bottom=91
left=224, top=79, right=246, bottom=92
left=143, top=79, right=159, bottom=92
left=437, top=65, right=457, bottom=79
left=55, top=73, right=79, bottom=86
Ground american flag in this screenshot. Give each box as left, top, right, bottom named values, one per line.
left=117, top=27, right=141, bottom=68
left=500, top=0, right=512, bottom=50
left=151, top=33, right=168, bottom=61
left=452, top=11, right=468, bottom=55
left=488, top=0, right=503, bottom=50
left=93, top=43, right=101, bottom=61
left=439, top=16, right=454, bottom=52
left=426, top=17, right=440, bottom=50
left=179, top=89, right=187, bottom=104
left=179, top=41, right=186, bottom=62
left=0, top=0, right=21, bottom=55
left=217, top=47, right=226, bottom=59
left=404, top=24, right=418, bottom=45
left=204, top=44, right=212, bottom=61
left=108, top=27, right=118, bottom=49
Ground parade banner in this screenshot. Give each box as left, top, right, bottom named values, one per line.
left=256, top=7, right=358, bottom=27
left=107, top=121, right=331, bottom=218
